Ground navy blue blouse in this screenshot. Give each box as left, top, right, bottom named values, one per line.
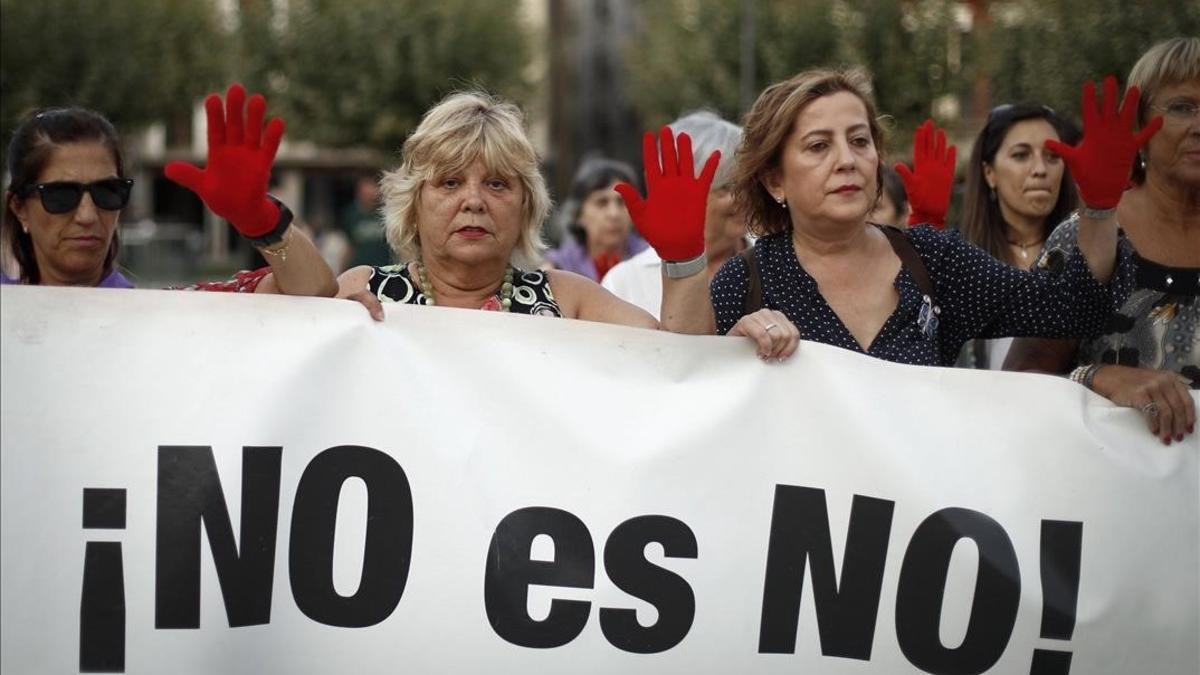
left=711, top=225, right=1133, bottom=366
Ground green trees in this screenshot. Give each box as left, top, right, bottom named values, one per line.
left=3, top=0, right=1195, bottom=159
left=622, top=0, right=1196, bottom=149
left=982, top=0, right=1200, bottom=113
left=1, top=0, right=534, bottom=155
left=260, top=0, right=533, bottom=151
left=1, top=0, right=228, bottom=149
left=625, top=0, right=841, bottom=129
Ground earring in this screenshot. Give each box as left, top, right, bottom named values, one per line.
left=989, top=187, right=997, bottom=202
left=775, top=195, right=788, bottom=209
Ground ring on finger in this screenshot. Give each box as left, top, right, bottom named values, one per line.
left=1140, top=401, right=1160, bottom=417
left=764, top=323, right=779, bottom=334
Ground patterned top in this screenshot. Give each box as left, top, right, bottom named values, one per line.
left=711, top=224, right=1133, bottom=367
left=178, top=267, right=271, bottom=293
left=367, top=263, right=563, bottom=317
left=1038, top=216, right=1199, bottom=388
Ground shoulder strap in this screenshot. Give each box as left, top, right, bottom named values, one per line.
left=739, top=247, right=763, bottom=315
left=880, top=225, right=935, bottom=301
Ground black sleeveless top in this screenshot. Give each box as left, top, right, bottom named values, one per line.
left=367, top=263, right=563, bottom=317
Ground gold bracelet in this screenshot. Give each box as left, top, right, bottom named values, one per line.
left=257, top=226, right=293, bottom=263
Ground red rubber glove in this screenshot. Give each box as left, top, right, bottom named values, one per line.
left=1044, top=75, right=1163, bottom=210
left=614, top=127, right=720, bottom=262
left=165, top=83, right=285, bottom=237
left=895, top=119, right=956, bottom=229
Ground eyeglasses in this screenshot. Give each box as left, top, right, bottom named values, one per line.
left=1150, top=100, right=1200, bottom=121
left=16, top=178, right=133, bottom=214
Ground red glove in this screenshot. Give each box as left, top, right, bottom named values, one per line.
left=614, top=127, right=719, bottom=262
left=1045, top=75, right=1163, bottom=210
left=895, top=119, right=956, bottom=229
left=165, top=83, right=285, bottom=238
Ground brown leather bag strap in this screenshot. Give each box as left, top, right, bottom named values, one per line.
left=739, top=247, right=763, bottom=315
left=880, top=225, right=935, bottom=301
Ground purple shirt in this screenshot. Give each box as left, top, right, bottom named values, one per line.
left=1, top=269, right=135, bottom=288
left=544, top=234, right=649, bottom=282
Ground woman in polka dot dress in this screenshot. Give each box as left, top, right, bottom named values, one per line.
left=622, top=68, right=1157, bottom=379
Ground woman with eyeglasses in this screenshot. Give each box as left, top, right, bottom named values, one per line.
left=1005, top=37, right=1199, bottom=444
left=953, top=104, right=1081, bottom=369
left=3, top=93, right=337, bottom=296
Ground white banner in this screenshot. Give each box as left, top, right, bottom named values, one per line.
left=1, top=285, right=1196, bottom=674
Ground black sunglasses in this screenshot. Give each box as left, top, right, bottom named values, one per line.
left=16, top=178, right=133, bottom=214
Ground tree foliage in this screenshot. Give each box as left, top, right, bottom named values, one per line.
left=622, top=0, right=1194, bottom=152
left=624, top=0, right=841, bottom=129
left=982, top=0, right=1200, bottom=114
left=0, top=0, right=228, bottom=148
left=260, top=0, right=535, bottom=152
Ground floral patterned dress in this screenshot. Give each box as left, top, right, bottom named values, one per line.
left=1038, top=215, right=1199, bottom=388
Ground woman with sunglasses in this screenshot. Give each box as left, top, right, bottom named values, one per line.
left=3, top=95, right=337, bottom=296
left=952, top=104, right=1081, bottom=369
left=1006, top=37, right=1199, bottom=444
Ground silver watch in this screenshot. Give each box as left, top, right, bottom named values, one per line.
left=662, top=253, right=707, bottom=279
left=1081, top=205, right=1117, bottom=220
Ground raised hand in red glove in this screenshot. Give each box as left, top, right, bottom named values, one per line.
left=614, top=127, right=720, bottom=263
left=895, top=119, right=956, bottom=229
left=165, top=83, right=285, bottom=238
left=1045, top=75, right=1162, bottom=210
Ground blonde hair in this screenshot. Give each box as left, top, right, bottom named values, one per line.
left=1128, top=37, right=1200, bottom=183
left=732, top=68, right=886, bottom=237
left=381, top=91, right=550, bottom=263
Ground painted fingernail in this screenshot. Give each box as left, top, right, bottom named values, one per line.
left=1162, top=436, right=1172, bottom=445
left=1177, top=434, right=1185, bottom=442
left=1188, top=425, right=1195, bottom=434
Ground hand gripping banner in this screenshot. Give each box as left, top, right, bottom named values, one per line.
left=1, top=286, right=1196, bottom=674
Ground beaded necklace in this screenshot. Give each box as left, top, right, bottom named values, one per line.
left=414, top=262, right=514, bottom=311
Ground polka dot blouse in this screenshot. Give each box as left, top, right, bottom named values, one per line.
left=711, top=225, right=1134, bottom=367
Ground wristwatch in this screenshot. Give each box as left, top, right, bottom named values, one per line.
left=1081, top=205, right=1117, bottom=220
left=662, top=252, right=707, bottom=279
left=247, top=195, right=294, bottom=248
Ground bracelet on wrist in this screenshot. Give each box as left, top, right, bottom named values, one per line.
left=246, top=195, right=294, bottom=248
left=257, top=225, right=294, bottom=263
left=661, top=252, right=707, bottom=279
left=1068, top=363, right=1100, bottom=390
left=1081, top=205, right=1117, bottom=220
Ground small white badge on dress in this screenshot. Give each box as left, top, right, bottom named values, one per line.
left=917, top=294, right=941, bottom=339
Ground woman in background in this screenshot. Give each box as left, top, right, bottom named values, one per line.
left=544, top=158, right=647, bottom=282
left=957, top=103, right=1081, bottom=368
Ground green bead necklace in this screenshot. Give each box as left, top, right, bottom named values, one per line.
left=414, top=262, right=514, bottom=312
